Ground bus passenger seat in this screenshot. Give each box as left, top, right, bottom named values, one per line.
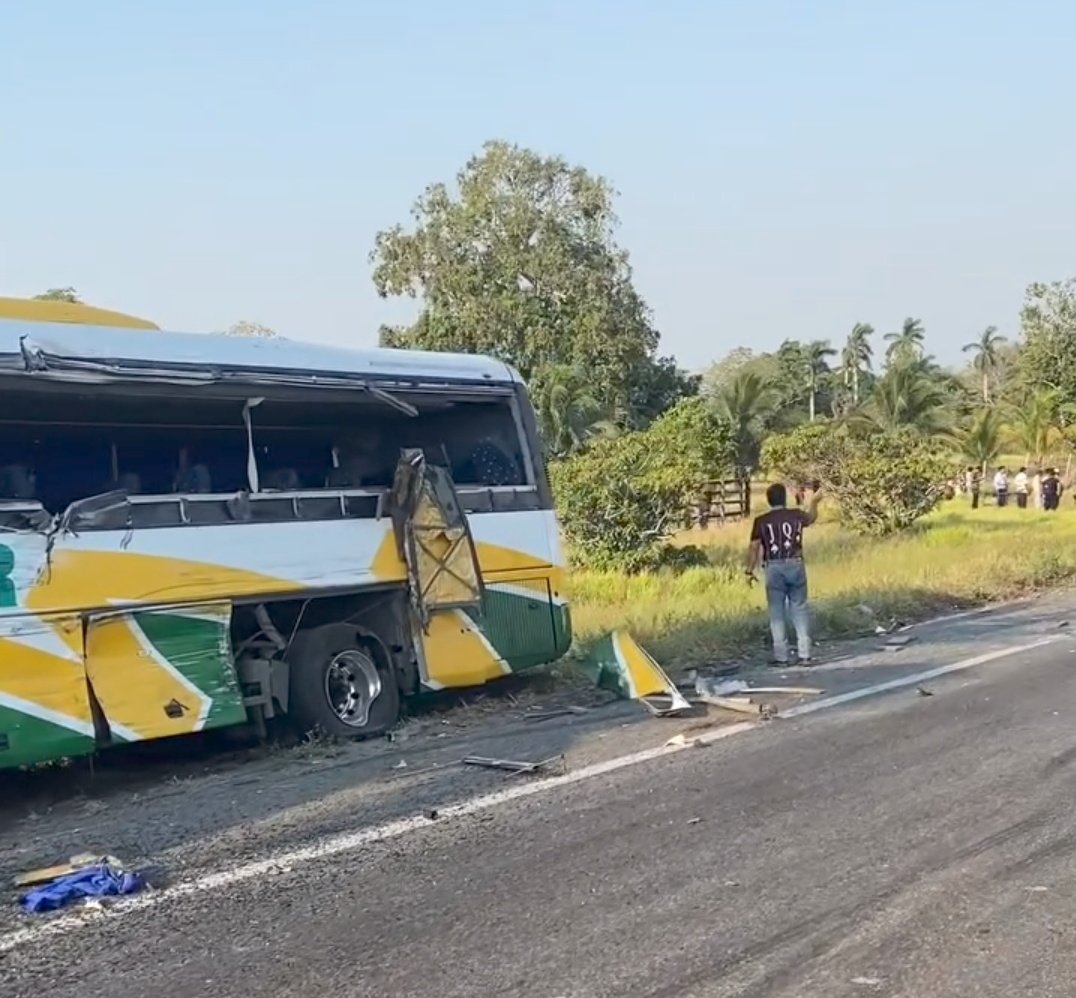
left=263, top=467, right=302, bottom=491
left=174, top=464, right=212, bottom=494
left=106, top=472, right=142, bottom=495
left=0, top=464, right=37, bottom=500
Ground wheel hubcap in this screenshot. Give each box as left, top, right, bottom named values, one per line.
left=323, top=649, right=382, bottom=728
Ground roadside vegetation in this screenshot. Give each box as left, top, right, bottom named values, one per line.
left=569, top=503, right=1076, bottom=668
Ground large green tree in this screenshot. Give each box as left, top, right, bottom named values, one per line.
left=1018, top=278, right=1076, bottom=407
left=370, top=141, right=680, bottom=424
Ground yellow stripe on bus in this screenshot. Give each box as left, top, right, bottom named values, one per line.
left=84, top=614, right=207, bottom=740
left=0, top=629, right=95, bottom=731
left=0, top=297, right=159, bottom=330
left=419, top=609, right=511, bottom=690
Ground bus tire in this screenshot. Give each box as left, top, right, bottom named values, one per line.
left=287, top=623, right=400, bottom=739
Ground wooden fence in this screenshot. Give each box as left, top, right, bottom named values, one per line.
left=685, top=478, right=750, bottom=528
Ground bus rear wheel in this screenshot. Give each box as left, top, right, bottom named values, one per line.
left=287, top=624, right=400, bottom=739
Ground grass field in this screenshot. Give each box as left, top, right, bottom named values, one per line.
left=567, top=497, right=1076, bottom=669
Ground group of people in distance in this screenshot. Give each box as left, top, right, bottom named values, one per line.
left=961, top=465, right=1063, bottom=511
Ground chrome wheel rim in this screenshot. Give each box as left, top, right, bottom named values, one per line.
left=323, top=649, right=382, bottom=728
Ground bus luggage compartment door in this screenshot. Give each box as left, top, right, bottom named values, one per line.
left=84, top=602, right=247, bottom=743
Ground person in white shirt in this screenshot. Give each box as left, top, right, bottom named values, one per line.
left=1014, top=466, right=1029, bottom=509
left=994, top=467, right=1009, bottom=507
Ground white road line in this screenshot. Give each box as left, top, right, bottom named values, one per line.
left=0, top=636, right=1060, bottom=955
left=782, top=637, right=1061, bottom=718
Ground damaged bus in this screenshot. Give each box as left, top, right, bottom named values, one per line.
left=0, top=309, right=571, bottom=769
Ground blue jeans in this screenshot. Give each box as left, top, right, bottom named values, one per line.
left=764, top=559, right=810, bottom=663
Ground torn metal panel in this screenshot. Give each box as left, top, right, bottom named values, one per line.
left=387, top=449, right=484, bottom=628
left=582, top=630, right=692, bottom=716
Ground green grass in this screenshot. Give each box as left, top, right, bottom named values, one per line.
left=568, top=499, right=1076, bottom=668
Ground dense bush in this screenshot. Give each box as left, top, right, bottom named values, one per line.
left=762, top=424, right=950, bottom=536
left=550, top=398, right=734, bottom=571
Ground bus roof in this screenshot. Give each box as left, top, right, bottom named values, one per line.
left=0, top=317, right=522, bottom=388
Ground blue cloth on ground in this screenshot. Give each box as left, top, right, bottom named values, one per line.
left=20, top=864, right=143, bottom=913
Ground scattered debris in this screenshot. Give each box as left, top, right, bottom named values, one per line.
left=736, top=685, right=822, bottom=696
left=582, top=631, right=692, bottom=716
left=522, top=706, right=590, bottom=722
left=19, top=860, right=144, bottom=913
left=462, top=754, right=564, bottom=775
left=1025, top=885, right=1049, bottom=892
left=883, top=634, right=916, bottom=651
left=14, top=853, right=123, bottom=889
left=695, top=677, right=750, bottom=698
left=851, top=977, right=882, bottom=987
left=696, top=693, right=778, bottom=720
left=1058, top=620, right=1070, bottom=629
left=425, top=809, right=440, bottom=821
left=392, top=759, right=409, bottom=770
left=686, top=817, right=702, bottom=825
left=665, top=732, right=703, bottom=748
left=917, top=686, right=934, bottom=697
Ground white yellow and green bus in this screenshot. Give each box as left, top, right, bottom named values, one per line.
left=0, top=300, right=571, bottom=769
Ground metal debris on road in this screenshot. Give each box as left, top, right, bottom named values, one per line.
left=694, top=677, right=750, bottom=697
left=695, top=693, right=778, bottom=720
left=581, top=630, right=692, bottom=716
left=462, top=754, right=565, bottom=775
left=917, top=686, right=934, bottom=697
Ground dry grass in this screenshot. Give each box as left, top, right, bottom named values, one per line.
left=567, top=499, right=1076, bottom=668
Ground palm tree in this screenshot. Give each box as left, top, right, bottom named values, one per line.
left=883, top=317, right=926, bottom=365
left=803, top=339, right=836, bottom=422
left=961, top=326, right=1008, bottom=403
left=950, top=408, right=1005, bottom=471
left=856, top=358, right=951, bottom=435
left=532, top=365, right=612, bottom=458
left=840, top=323, right=874, bottom=404
left=1010, top=390, right=1059, bottom=465
left=713, top=370, right=777, bottom=511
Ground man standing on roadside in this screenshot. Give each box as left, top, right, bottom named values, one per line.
left=994, top=466, right=1009, bottom=507
left=1014, top=466, right=1029, bottom=509
left=1042, top=468, right=1061, bottom=511
left=745, top=482, right=823, bottom=666
left=966, top=466, right=981, bottom=509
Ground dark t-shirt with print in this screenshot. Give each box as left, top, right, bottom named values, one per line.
left=750, top=507, right=809, bottom=562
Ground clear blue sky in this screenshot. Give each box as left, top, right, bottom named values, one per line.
left=3, top=0, right=1074, bottom=372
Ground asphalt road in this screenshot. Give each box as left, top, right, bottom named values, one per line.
left=5, top=604, right=1076, bottom=996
